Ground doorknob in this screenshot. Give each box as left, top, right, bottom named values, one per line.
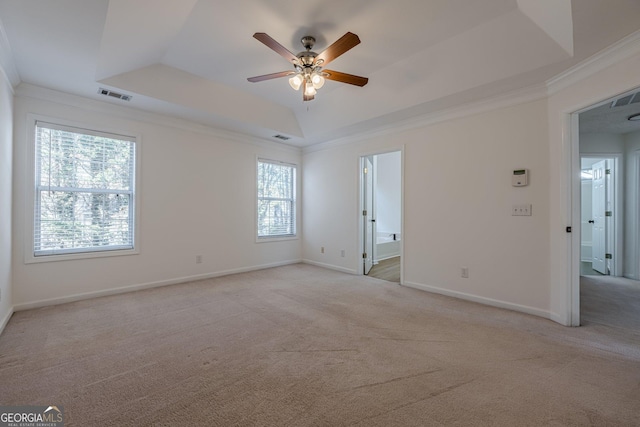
left=588, top=220, right=595, bottom=224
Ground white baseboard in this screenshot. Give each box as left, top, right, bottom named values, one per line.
left=13, top=259, right=302, bottom=312
left=0, top=306, right=14, bottom=336
left=402, top=280, right=551, bottom=320
left=302, top=259, right=358, bottom=275
left=549, top=311, right=572, bottom=326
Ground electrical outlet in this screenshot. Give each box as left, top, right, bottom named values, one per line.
left=461, top=267, right=469, bottom=278
left=340, top=249, right=345, bottom=257
left=321, top=247, right=325, bottom=254
left=196, top=255, right=203, bottom=264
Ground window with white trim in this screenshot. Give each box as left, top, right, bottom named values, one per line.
left=257, top=159, right=296, bottom=238
left=34, top=121, right=136, bottom=256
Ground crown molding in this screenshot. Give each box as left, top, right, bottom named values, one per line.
left=303, top=82, right=548, bottom=154
left=15, top=83, right=301, bottom=154
left=546, top=29, right=640, bottom=96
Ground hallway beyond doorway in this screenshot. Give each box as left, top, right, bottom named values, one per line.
left=368, top=256, right=400, bottom=283
left=581, top=275, right=640, bottom=333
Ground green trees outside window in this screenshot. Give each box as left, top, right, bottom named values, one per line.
left=34, top=122, right=136, bottom=256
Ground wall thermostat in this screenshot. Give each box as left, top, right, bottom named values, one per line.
left=512, top=169, right=528, bottom=186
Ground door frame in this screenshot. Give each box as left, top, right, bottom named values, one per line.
left=362, top=154, right=375, bottom=274
left=358, top=147, right=405, bottom=283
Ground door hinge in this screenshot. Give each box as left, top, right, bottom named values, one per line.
left=363, top=167, right=368, bottom=174
left=362, top=253, right=367, bottom=259
left=605, top=211, right=612, bottom=217
left=363, top=210, right=367, bottom=216
left=605, top=169, right=611, bottom=175
left=605, top=253, right=612, bottom=259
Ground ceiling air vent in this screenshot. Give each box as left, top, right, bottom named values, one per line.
left=98, top=88, right=132, bottom=102
left=273, top=134, right=291, bottom=141
left=610, top=92, right=640, bottom=107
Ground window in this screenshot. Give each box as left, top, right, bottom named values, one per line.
left=257, top=159, right=296, bottom=238
left=34, top=121, right=136, bottom=257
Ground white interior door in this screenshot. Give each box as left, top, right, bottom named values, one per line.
left=363, top=156, right=374, bottom=274
left=591, top=160, right=607, bottom=274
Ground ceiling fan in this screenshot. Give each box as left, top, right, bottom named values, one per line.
left=247, top=32, right=368, bottom=101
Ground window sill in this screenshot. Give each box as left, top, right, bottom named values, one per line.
left=25, top=248, right=139, bottom=264
left=256, top=235, right=298, bottom=244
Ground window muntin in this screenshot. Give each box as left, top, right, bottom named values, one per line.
left=257, top=160, right=296, bottom=238
left=34, top=121, right=136, bottom=256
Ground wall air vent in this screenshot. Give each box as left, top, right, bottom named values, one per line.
left=610, top=92, right=640, bottom=107
left=273, top=134, right=291, bottom=141
left=98, top=88, right=132, bottom=102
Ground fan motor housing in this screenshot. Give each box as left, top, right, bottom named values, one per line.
left=297, top=36, right=318, bottom=67
left=297, top=51, right=317, bottom=67
left=301, top=36, right=315, bottom=50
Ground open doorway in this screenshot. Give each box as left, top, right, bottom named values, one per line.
left=360, top=150, right=402, bottom=283
left=579, top=156, right=621, bottom=276
left=575, top=88, right=640, bottom=326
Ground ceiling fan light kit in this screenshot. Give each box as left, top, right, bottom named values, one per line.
left=248, top=32, right=368, bottom=101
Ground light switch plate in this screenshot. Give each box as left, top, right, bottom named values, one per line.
left=512, top=204, right=532, bottom=216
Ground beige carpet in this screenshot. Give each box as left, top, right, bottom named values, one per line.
left=1, top=264, right=639, bottom=426
left=581, top=274, right=640, bottom=331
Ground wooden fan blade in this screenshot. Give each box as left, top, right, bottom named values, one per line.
left=253, top=33, right=300, bottom=65
left=323, top=70, right=368, bottom=87
left=315, top=32, right=361, bottom=66
left=247, top=71, right=295, bottom=83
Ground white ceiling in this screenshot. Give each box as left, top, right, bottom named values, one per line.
left=1, top=0, right=640, bottom=146
left=579, top=89, right=640, bottom=134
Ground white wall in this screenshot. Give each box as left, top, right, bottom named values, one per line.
left=579, top=132, right=625, bottom=154
left=302, top=146, right=360, bottom=273
left=375, top=151, right=401, bottom=235
left=0, top=69, right=12, bottom=331
left=11, top=86, right=302, bottom=308
left=303, top=98, right=551, bottom=316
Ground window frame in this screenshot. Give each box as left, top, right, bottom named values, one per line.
left=256, top=158, right=297, bottom=242
left=25, top=114, right=141, bottom=263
